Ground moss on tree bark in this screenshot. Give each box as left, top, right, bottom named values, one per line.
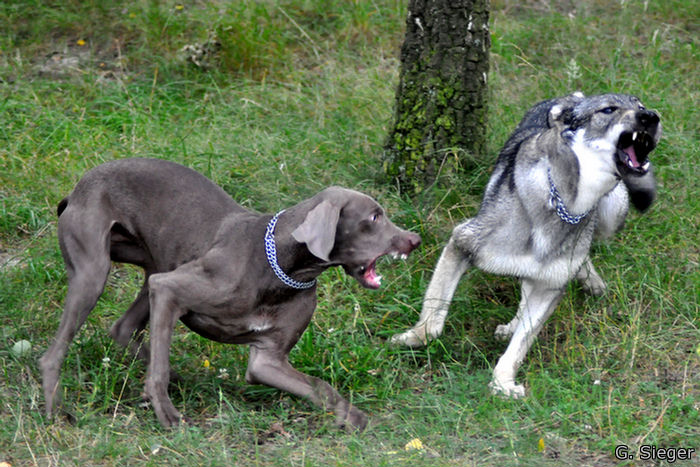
left=383, top=0, right=490, bottom=194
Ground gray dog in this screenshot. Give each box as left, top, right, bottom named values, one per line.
left=40, top=158, right=420, bottom=429
left=392, top=93, right=660, bottom=397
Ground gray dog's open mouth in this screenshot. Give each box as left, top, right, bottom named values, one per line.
left=615, top=130, right=655, bottom=176
left=354, top=251, right=409, bottom=289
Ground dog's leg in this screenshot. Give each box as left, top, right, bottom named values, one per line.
left=109, top=282, right=151, bottom=361
left=110, top=280, right=184, bottom=383
left=576, top=257, right=607, bottom=296
left=391, top=237, right=470, bottom=347
left=40, top=216, right=112, bottom=418
left=489, top=279, right=564, bottom=398
left=143, top=273, right=188, bottom=427
left=246, top=346, right=368, bottom=430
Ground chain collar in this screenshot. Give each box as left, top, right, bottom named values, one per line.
left=264, top=210, right=317, bottom=290
left=547, top=168, right=590, bottom=225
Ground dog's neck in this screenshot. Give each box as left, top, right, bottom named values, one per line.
left=566, top=129, right=621, bottom=214
left=264, top=211, right=317, bottom=289
left=546, top=129, right=620, bottom=219
left=546, top=168, right=590, bottom=224
left=263, top=210, right=329, bottom=288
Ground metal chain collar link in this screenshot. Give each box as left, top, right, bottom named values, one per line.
left=264, top=210, right=317, bottom=289
left=547, top=168, right=590, bottom=225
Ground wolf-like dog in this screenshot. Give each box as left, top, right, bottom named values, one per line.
left=392, top=93, right=661, bottom=397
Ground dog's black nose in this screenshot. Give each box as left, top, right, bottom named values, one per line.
left=638, top=109, right=659, bottom=127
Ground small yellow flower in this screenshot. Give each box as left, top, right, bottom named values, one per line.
left=77, top=39, right=86, bottom=46
left=405, top=438, right=424, bottom=451
left=537, top=437, right=545, bottom=452
left=203, top=359, right=210, bottom=368
left=175, top=4, right=184, bottom=10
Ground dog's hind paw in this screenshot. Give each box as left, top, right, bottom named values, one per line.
left=390, top=329, right=427, bottom=348
left=489, top=380, right=526, bottom=399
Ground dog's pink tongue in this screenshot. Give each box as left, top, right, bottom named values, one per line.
left=624, top=145, right=640, bottom=167
left=364, top=266, right=382, bottom=288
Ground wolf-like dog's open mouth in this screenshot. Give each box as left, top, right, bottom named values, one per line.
left=616, top=130, right=654, bottom=176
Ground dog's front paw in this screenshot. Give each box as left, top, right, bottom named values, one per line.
left=494, top=324, right=514, bottom=341
left=153, top=403, right=186, bottom=428
left=489, top=379, right=526, bottom=399
left=577, top=263, right=607, bottom=296
left=337, top=406, right=368, bottom=432
left=143, top=390, right=187, bottom=428
left=390, top=328, right=427, bottom=348
left=580, top=275, right=607, bottom=296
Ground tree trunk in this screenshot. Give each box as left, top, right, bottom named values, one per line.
left=383, top=0, right=490, bottom=194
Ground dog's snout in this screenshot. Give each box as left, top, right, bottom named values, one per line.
left=397, top=232, right=421, bottom=252
left=637, top=109, right=659, bottom=128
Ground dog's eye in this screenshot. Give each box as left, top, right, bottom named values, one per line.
left=370, top=212, right=381, bottom=222
left=599, top=106, right=618, bottom=114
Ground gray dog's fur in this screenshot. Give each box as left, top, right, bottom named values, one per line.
left=40, top=158, right=420, bottom=429
left=392, top=93, right=661, bottom=397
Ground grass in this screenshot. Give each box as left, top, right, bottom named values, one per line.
left=1, top=0, right=698, bottom=465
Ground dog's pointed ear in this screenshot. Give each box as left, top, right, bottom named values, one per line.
left=549, top=104, right=574, bottom=128
left=291, top=200, right=340, bottom=261
left=549, top=92, right=584, bottom=128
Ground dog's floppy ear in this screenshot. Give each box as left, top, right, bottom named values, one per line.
left=292, top=200, right=340, bottom=261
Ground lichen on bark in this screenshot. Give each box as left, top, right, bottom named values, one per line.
left=383, top=0, right=490, bottom=194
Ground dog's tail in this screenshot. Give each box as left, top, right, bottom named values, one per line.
left=57, top=198, right=68, bottom=217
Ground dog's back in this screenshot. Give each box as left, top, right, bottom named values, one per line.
left=58, top=158, right=242, bottom=270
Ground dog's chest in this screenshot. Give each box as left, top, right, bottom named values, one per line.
left=181, top=306, right=275, bottom=344
left=471, top=216, right=594, bottom=286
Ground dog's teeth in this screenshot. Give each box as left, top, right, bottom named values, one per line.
left=627, top=159, right=635, bottom=168
left=642, top=161, right=650, bottom=171
left=391, top=252, right=399, bottom=260
left=632, top=131, right=638, bottom=141
left=376, top=275, right=383, bottom=284
left=400, top=254, right=408, bottom=260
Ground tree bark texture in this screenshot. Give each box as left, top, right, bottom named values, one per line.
left=383, top=0, right=490, bottom=193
